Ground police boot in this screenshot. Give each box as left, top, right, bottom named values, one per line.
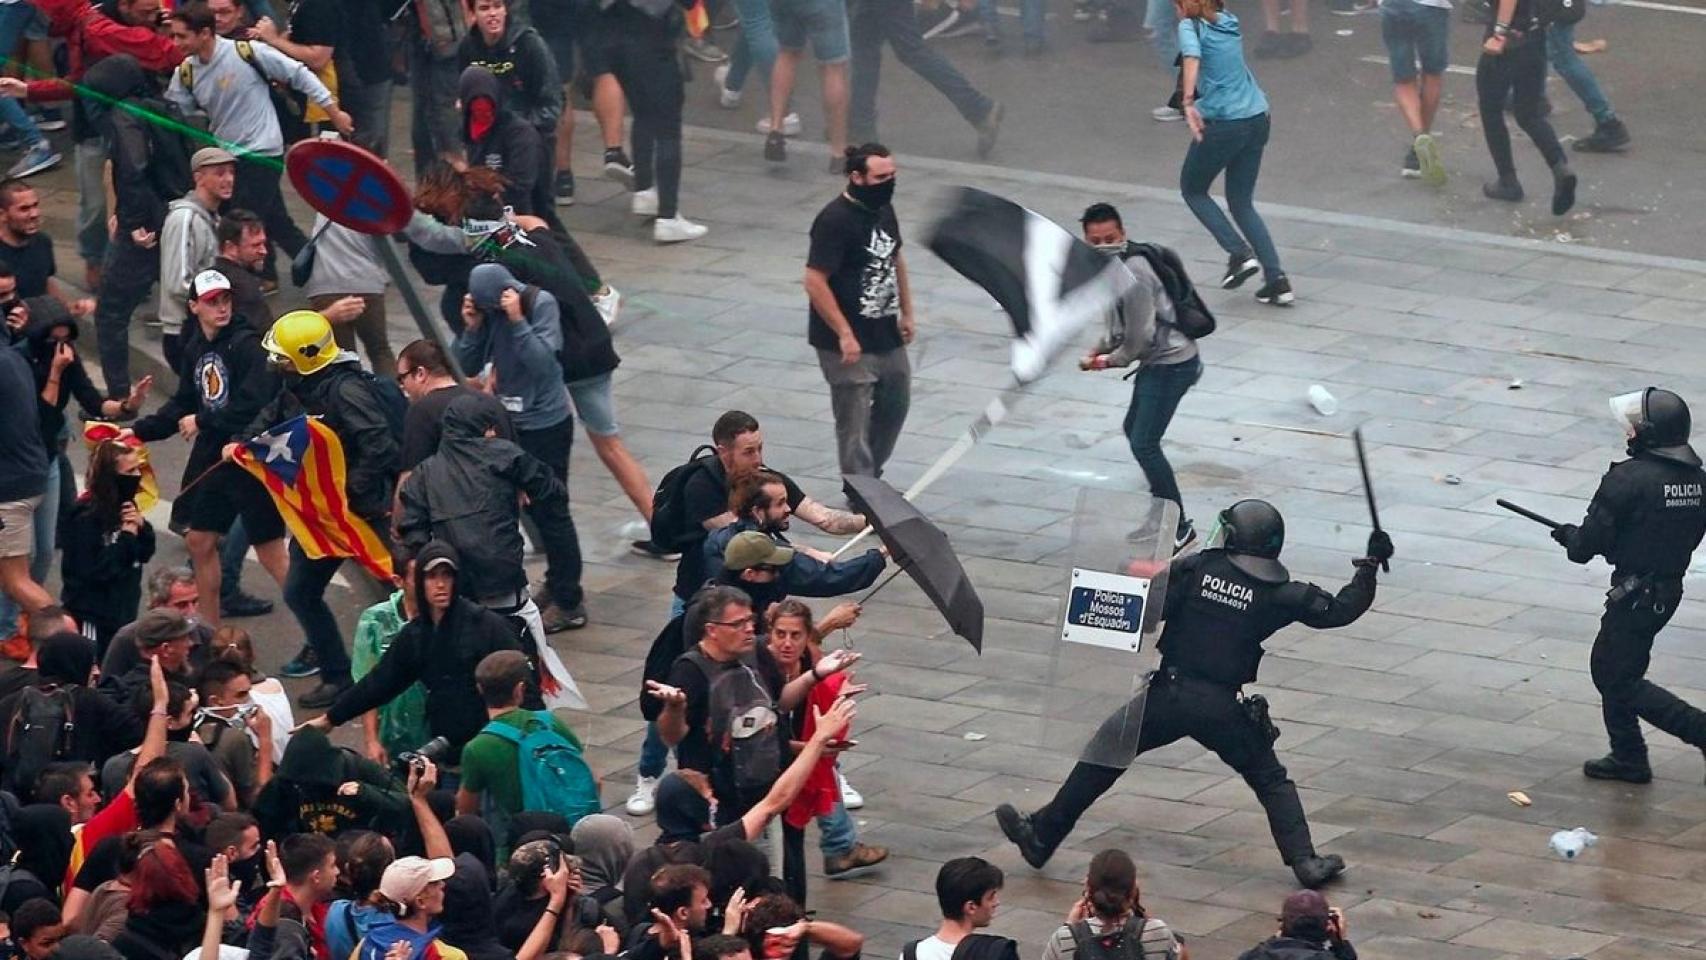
left=996, top=804, right=1056, bottom=869
left=1292, top=854, right=1345, bottom=888
left=1582, top=754, right=1652, bottom=784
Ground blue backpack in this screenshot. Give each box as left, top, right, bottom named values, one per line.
left=478, top=712, right=602, bottom=825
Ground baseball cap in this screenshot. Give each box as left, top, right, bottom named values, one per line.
left=134, top=608, right=192, bottom=648
left=422, top=554, right=459, bottom=573
left=191, top=269, right=233, bottom=302
left=380, top=856, right=456, bottom=905
left=722, top=531, right=794, bottom=572
left=191, top=146, right=237, bottom=170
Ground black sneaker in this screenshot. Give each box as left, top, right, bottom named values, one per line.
left=604, top=148, right=636, bottom=188
left=764, top=130, right=787, bottom=163
left=220, top=590, right=274, bottom=619
left=1401, top=146, right=1421, bottom=179
left=976, top=101, right=1003, bottom=159
left=298, top=679, right=350, bottom=710
left=995, top=804, right=1056, bottom=869
left=555, top=169, right=575, bottom=207
left=1574, top=117, right=1630, bottom=153
left=1255, top=276, right=1295, bottom=306
left=1292, top=854, right=1346, bottom=888
left=278, top=646, right=320, bottom=679
left=1482, top=175, right=1524, bottom=202
left=1551, top=162, right=1578, bottom=216
left=1173, top=520, right=1198, bottom=555
left=1582, top=754, right=1652, bottom=783
left=631, top=539, right=683, bottom=562
left=1221, top=253, right=1260, bottom=289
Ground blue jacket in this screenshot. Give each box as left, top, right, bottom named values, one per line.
left=1178, top=12, right=1269, bottom=121
left=701, top=521, right=886, bottom=616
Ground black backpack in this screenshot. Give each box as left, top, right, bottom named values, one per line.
left=680, top=649, right=781, bottom=800
left=647, top=445, right=718, bottom=552
left=1067, top=918, right=1171, bottom=960
left=1127, top=244, right=1216, bottom=340
left=903, top=935, right=1020, bottom=960
left=2, top=687, right=76, bottom=800
left=136, top=97, right=194, bottom=209
left=639, top=615, right=688, bottom=722
left=355, top=368, right=409, bottom=440
left=1535, top=0, right=1585, bottom=26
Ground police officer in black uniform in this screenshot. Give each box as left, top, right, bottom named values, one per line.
left=996, top=499, right=1392, bottom=889
left=1553, top=387, right=1706, bottom=784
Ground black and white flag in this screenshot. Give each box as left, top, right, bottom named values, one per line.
left=927, top=187, right=1135, bottom=383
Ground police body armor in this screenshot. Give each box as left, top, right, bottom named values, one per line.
left=1155, top=550, right=1314, bottom=687
left=1599, top=455, right=1706, bottom=580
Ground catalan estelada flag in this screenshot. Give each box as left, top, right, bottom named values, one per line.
left=82, top=421, right=161, bottom=513
left=234, top=415, right=394, bottom=581
left=685, top=0, right=709, bottom=38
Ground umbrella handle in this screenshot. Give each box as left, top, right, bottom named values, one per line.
left=858, top=564, right=908, bottom=605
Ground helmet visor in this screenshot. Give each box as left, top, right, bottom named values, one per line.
left=1204, top=513, right=1232, bottom=551
left=1610, top=390, right=1646, bottom=437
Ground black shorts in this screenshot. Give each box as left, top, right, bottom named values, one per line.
left=171, top=462, right=288, bottom=542
left=536, top=0, right=609, bottom=87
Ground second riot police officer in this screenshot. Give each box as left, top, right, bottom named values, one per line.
left=997, top=499, right=1392, bottom=888
left=1554, top=387, right=1706, bottom=784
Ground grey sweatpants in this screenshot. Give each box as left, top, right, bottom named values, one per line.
left=817, top=345, right=911, bottom=479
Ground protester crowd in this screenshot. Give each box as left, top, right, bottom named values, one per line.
left=0, top=0, right=1426, bottom=957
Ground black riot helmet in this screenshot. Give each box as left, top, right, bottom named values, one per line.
left=1213, top=499, right=1289, bottom=582
left=1612, top=387, right=1701, bottom=467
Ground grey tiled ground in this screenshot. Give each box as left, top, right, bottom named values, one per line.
left=46, top=114, right=1706, bottom=958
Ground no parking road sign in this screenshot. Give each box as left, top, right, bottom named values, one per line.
left=285, top=138, right=413, bottom=236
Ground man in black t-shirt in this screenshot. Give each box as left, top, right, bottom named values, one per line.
left=393, top=338, right=513, bottom=478
left=803, top=144, right=914, bottom=482
left=0, top=181, right=92, bottom=317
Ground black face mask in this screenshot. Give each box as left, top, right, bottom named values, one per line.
left=229, top=852, right=266, bottom=894
left=115, top=473, right=143, bottom=503
left=848, top=176, right=896, bottom=210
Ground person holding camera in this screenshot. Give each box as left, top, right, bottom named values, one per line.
left=302, top=541, right=529, bottom=778
left=998, top=500, right=1392, bottom=889
left=1238, top=890, right=1355, bottom=960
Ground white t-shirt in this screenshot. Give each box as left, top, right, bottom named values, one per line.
left=907, top=937, right=958, bottom=960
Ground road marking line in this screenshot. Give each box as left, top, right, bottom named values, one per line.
left=1357, top=54, right=1562, bottom=78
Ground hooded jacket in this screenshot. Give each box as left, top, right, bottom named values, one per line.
left=250, top=726, right=410, bottom=839
left=456, top=264, right=570, bottom=432
left=457, top=19, right=561, bottom=135
left=60, top=494, right=156, bottom=632
left=157, top=193, right=221, bottom=336
left=132, top=316, right=279, bottom=478
left=458, top=66, right=546, bottom=217
left=397, top=395, right=570, bottom=602
left=85, top=54, right=189, bottom=235
left=325, top=541, right=522, bottom=761
left=24, top=0, right=184, bottom=140
left=21, top=299, right=107, bottom=449
left=245, top=354, right=400, bottom=521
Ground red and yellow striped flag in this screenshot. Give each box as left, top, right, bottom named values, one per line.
left=233, top=415, right=393, bottom=581
left=82, top=421, right=161, bottom=513
left=685, top=0, right=710, bottom=38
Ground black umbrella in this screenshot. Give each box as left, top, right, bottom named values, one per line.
left=843, top=474, right=985, bottom=652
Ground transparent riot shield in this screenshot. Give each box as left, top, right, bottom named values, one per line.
left=1037, top=489, right=1177, bottom=770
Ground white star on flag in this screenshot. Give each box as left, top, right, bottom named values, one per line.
left=261, top=430, right=296, bottom=465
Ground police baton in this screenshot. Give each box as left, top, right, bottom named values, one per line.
left=1351, top=428, right=1388, bottom=572
left=1496, top=498, right=1563, bottom=530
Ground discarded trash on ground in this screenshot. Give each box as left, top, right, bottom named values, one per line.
left=1507, top=791, right=1532, bottom=807
left=1549, top=827, right=1598, bottom=860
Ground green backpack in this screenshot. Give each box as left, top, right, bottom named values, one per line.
left=479, top=712, right=602, bottom=825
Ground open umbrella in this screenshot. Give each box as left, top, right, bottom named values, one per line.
left=843, top=475, right=985, bottom=652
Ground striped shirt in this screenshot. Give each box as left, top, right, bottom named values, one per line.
left=1041, top=917, right=1182, bottom=960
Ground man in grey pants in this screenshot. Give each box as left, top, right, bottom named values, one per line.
left=803, top=143, right=914, bottom=482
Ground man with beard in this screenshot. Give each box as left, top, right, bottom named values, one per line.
left=212, top=211, right=273, bottom=328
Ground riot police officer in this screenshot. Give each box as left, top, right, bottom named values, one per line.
left=996, top=499, right=1392, bottom=889
left=1554, top=387, right=1706, bottom=784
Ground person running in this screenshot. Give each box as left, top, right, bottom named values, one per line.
left=1381, top=0, right=1450, bottom=184
left=846, top=0, right=1003, bottom=159
left=1474, top=0, right=1576, bottom=215
left=1176, top=0, right=1292, bottom=306
left=1547, top=14, right=1629, bottom=153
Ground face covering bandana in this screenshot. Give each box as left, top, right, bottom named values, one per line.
left=468, top=98, right=496, bottom=141
left=1094, top=242, right=1126, bottom=257
left=115, top=473, right=143, bottom=503
left=463, top=210, right=536, bottom=252
left=848, top=176, right=896, bottom=210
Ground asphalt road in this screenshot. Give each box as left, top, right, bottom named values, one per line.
left=681, top=0, right=1706, bottom=259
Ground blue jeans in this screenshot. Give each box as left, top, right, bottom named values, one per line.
left=75, top=138, right=109, bottom=267
left=1380, top=0, right=1450, bottom=82
left=1180, top=113, right=1283, bottom=282
left=724, top=0, right=781, bottom=92
left=1124, top=357, right=1201, bottom=532
left=0, top=456, right=58, bottom=637
left=1146, top=0, right=1179, bottom=66
left=818, top=800, right=856, bottom=856
left=849, top=0, right=994, bottom=135
left=1545, top=21, right=1614, bottom=124
left=0, top=4, right=41, bottom=148
left=284, top=540, right=354, bottom=683
left=639, top=721, right=670, bottom=778
left=976, top=0, right=1045, bottom=44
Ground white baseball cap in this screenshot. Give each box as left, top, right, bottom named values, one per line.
left=191, top=269, right=233, bottom=303
left=379, top=856, right=456, bottom=904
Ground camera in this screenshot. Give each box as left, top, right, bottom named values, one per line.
left=395, top=735, right=452, bottom=775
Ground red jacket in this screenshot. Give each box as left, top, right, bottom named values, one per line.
left=24, top=0, right=183, bottom=103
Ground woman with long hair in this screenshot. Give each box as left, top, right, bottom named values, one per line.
left=1175, top=0, right=1291, bottom=307
left=1042, top=849, right=1184, bottom=960
left=112, top=841, right=204, bottom=960
left=59, top=438, right=155, bottom=655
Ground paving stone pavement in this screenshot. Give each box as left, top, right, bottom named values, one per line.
left=37, top=116, right=1706, bottom=960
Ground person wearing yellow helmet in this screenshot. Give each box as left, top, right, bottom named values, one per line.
left=237, top=310, right=403, bottom=709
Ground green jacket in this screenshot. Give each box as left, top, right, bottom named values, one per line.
left=352, top=592, right=431, bottom=761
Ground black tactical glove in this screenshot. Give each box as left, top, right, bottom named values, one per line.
left=1551, top=523, right=1578, bottom=548
left=1366, top=530, right=1394, bottom=563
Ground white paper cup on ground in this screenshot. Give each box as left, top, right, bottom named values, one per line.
left=1307, top=385, right=1339, bottom=416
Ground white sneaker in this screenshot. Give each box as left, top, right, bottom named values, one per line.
left=715, top=64, right=741, bottom=108
left=1151, top=105, right=1185, bottom=122
left=838, top=769, right=864, bottom=809
left=756, top=113, right=803, bottom=137
left=632, top=188, right=659, bottom=218
left=592, top=285, right=622, bottom=327
left=654, top=215, right=708, bottom=244
left=626, top=775, right=659, bottom=816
